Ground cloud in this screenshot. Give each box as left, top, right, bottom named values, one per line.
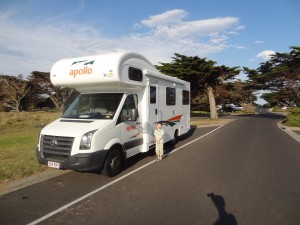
left=0, top=7, right=244, bottom=77
left=256, top=50, right=275, bottom=61
left=254, top=40, right=264, bottom=44
left=139, top=9, right=240, bottom=40
left=141, top=9, right=187, bottom=27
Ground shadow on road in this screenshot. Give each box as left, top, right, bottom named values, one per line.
left=164, top=125, right=197, bottom=155
left=126, top=125, right=197, bottom=168
left=207, top=193, right=238, bottom=225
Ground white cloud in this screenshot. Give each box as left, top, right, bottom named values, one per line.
left=139, top=10, right=240, bottom=39
left=256, top=50, right=275, bottom=61
left=141, top=9, right=187, bottom=27
left=254, top=40, right=264, bottom=44
left=0, top=8, right=244, bottom=77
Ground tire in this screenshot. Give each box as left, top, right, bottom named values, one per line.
left=172, top=130, right=179, bottom=145
left=101, top=148, right=123, bottom=177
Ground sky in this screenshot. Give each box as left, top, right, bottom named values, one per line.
left=0, top=0, right=299, bottom=103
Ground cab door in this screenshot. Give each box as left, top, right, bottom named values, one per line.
left=119, top=94, right=142, bottom=158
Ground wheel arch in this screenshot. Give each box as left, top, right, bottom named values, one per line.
left=172, top=129, right=179, bottom=145
left=103, top=139, right=127, bottom=168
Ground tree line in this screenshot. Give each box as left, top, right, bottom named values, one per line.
left=244, top=46, right=300, bottom=107
left=1, top=46, right=299, bottom=118
left=0, top=72, right=76, bottom=112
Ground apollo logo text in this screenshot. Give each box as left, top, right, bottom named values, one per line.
left=69, top=60, right=95, bottom=78
left=69, top=66, right=93, bottom=78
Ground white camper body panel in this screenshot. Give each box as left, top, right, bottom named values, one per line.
left=36, top=52, right=190, bottom=175
left=51, top=52, right=155, bottom=92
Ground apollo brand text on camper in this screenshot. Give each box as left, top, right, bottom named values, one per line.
left=69, top=60, right=95, bottom=78
left=69, top=66, right=93, bottom=78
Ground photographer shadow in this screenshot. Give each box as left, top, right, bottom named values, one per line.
left=207, top=193, right=237, bottom=225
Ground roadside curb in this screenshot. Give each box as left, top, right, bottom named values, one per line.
left=277, top=121, right=300, bottom=144
left=0, top=169, right=71, bottom=196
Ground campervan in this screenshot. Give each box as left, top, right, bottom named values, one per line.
left=36, top=52, right=190, bottom=176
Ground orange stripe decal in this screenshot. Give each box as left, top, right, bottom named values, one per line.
left=168, top=115, right=183, bottom=122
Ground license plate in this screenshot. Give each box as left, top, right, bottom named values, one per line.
left=48, top=161, right=60, bottom=169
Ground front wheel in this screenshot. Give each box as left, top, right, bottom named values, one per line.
left=101, top=148, right=123, bottom=177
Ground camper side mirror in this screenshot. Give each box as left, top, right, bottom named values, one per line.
left=131, top=109, right=139, bottom=121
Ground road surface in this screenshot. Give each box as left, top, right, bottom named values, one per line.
left=0, top=112, right=299, bottom=225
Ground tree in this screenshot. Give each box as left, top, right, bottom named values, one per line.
left=28, top=71, right=75, bottom=110
left=244, top=46, right=300, bottom=106
left=0, top=75, right=31, bottom=112
left=156, top=53, right=240, bottom=119
left=213, top=81, right=254, bottom=107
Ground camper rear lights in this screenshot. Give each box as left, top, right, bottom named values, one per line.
left=80, top=130, right=96, bottom=150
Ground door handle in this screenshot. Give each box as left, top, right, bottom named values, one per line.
left=155, top=109, right=157, bottom=115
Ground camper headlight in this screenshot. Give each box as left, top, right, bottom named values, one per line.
left=80, top=130, right=97, bottom=150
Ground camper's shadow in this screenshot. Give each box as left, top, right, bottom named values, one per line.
left=163, top=125, right=197, bottom=159
left=180, top=125, right=197, bottom=140
left=86, top=126, right=196, bottom=176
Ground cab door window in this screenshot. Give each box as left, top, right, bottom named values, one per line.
left=120, top=94, right=138, bottom=122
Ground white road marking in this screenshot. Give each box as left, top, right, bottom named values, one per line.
left=27, top=125, right=224, bottom=225
left=167, top=125, right=224, bottom=155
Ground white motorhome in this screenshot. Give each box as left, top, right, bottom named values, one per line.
left=36, top=52, right=190, bottom=176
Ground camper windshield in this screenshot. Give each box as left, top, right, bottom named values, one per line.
left=62, top=93, right=124, bottom=119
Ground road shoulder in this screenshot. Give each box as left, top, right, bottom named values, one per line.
left=0, top=169, right=70, bottom=196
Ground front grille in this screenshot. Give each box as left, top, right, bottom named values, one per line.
left=41, top=135, right=74, bottom=162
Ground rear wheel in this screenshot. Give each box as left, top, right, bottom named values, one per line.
left=172, top=130, right=179, bottom=145
left=102, top=148, right=123, bottom=177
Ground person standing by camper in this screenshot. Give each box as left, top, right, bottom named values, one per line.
left=154, top=122, right=164, bottom=160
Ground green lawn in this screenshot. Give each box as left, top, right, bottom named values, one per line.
left=283, top=112, right=300, bottom=127
left=274, top=107, right=300, bottom=127
left=0, top=112, right=61, bottom=183
left=0, top=130, right=43, bottom=181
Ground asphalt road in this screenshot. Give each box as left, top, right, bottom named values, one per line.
left=1, top=112, right=300, bottom=225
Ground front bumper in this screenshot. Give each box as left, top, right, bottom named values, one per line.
left=36, top=148, right=107, bottom=171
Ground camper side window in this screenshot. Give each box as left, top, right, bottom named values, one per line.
left=166, top=87, right=176, bottom=105
left=119, top=94, right=139, bottom=122
left=182, top=90, right=190, bottom=105
left=129, top=67, right=143, bottom=82
left=150, top=86, right=156, bottom=104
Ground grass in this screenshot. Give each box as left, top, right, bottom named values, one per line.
left=190, top=110, right=210, bottom=117
left=282, top=107, right=300, bottom=127
left=0, top=111, right=61, bottom=183
left=283, top=113, right=300, bottom=127
left=190, top=117, right=235, bottom=126
left=271, top=107, right=300, bottom=127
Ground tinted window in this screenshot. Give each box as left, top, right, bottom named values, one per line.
left=129, top=67, right=143, bottom=82
left=182, top=90, right=190, bottom=105
left=166, top=87, right=176, bottom=105
left=120, top=94, right=138, bottom=121
left=150, top=86, right=156, bottom=104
